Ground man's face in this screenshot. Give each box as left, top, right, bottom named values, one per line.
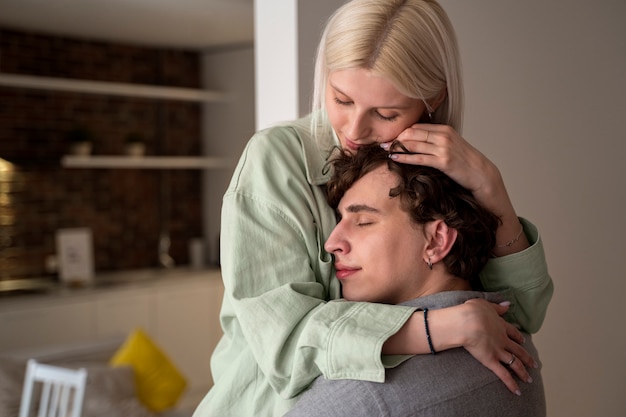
left=324, top=165, right=429, bottom=304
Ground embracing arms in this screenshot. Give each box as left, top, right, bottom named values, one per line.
left=218, top=125, right=552, bottom=401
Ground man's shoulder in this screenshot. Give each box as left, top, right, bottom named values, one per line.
left=288, top=346, right=545, bottom=417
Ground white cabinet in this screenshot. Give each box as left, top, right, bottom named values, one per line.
left=154, top=276, right=223, bottom=391
left=94, top=288, right=156, bottom=339
left=0, top=268, right=224, bottom=404
left=0, top=298, right=93, bottom=350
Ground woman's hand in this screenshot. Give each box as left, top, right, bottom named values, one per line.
left=381, top=124, right=529, bottom=255
left=383, top=124, right=498, bottom=209
left=435, top=298, right=538, bottom=395
left=383, top=299, right=537, bottom=395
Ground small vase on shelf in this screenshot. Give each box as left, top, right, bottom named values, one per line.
left=124, top=132, right=146, bottom=157
left=67, top=127, right=94, bottom=156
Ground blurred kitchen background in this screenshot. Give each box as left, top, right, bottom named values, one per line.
left=0, top=0, right=257, bottom=280
left=1, top=1, right=625, bottom=416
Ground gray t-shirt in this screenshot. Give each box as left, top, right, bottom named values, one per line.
left=286, top=291, right=546, bottom=417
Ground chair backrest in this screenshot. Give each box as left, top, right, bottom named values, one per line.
left=18, top=359, right=88, bottom=417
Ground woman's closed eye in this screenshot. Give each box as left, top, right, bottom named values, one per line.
left=334, top=97, right=352, bottom=106
left=375, top=111, right=398, bottom=122
left=333, top=95, right=398, bottom=121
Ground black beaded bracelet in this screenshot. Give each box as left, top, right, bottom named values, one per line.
left=423, top=308, right=436, bottom=355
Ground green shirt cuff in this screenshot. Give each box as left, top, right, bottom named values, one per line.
left=480, top=218, right=554, bottom=333
left=325, top=303, right=415, bottom=382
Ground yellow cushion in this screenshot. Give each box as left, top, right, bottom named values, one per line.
left=109, top=328, right=187, bottom=412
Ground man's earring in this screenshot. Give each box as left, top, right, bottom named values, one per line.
left=428, top=112, right=433, bottom=122
left=426, top=257, right=433, bottom=270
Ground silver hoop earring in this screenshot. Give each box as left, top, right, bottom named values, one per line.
left=428, top=112, right=433, bottom=122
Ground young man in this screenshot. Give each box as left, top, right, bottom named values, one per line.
left=286, top=144, right=546, bottom=417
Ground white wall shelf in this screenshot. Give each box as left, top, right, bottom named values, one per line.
left=62, top=155, right=234, bottom=169
left=0, top=73, right=227, bottom=102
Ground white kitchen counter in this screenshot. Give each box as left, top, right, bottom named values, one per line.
left=0, top=267, right=225, bottom=411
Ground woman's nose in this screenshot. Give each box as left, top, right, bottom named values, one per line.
left=345, top=112, right=369, bottom=140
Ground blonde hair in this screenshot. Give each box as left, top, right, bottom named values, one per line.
left=312, top=0, right=463, bottom=140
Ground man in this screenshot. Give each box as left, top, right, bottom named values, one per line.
left=286, top=144, right=545, bottom=417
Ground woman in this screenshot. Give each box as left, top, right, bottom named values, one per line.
left=193, top=1, right=553, bottom=416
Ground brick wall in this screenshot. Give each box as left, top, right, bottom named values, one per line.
left=0, top=28, right=203, bottom=280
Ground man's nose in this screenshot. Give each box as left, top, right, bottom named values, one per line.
left=324, top=224, right=348, bottom=254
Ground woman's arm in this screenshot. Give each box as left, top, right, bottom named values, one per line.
left=220, top=190, right=416, bottom=397
left=385, top=125, right=554, bottom=331
left=224, top=188, right=536, bottom=398
left=387, top=124, right=529, bottom=254
left=480, top=218, right=554, bottom=333
left=383, top=300, right=536, bottom=395
left=218, top=131, right=417, bottom=399
left=220, top=126, right=544, bottom=402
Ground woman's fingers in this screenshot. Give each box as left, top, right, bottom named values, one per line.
left=488, top=360, right=522, bottom=396
left=459, top=299, right=537, bottom=395
left=500, top=332, right=538, bottom=389
left=470, top=341, right=533, bottom=396
left=384, top=123, right=492, bottom=195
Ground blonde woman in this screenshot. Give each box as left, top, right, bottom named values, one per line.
left=193, top=1, right=553, bottom=416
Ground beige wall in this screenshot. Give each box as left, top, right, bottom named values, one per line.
left=202, top=46, right=256, bottom=265
left=439, top=0, right=626, bottom=415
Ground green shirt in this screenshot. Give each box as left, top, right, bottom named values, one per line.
left=192, top=114, right=553, bottom=417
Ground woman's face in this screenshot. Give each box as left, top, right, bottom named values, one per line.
left=326, top=68, right=426, bottom=151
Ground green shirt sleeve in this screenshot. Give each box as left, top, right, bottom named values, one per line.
left=480, top=217, right=554, bottom=333
left=218, top=129, right=415, bottom=400
left=221, top=192, right=415, bottom=397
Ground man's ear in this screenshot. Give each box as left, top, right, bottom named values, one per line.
left=423, top=220, right=457, bottom=265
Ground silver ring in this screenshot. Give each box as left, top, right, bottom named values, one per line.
left=506, top=355, right=516, bottom=366
left=425, top=131, right=430, bottom=143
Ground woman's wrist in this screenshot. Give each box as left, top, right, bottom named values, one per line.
left=472, top=162, right=507, bottom=213
left=492, top=218, right=529, bottom=256
left=383, top=304, right=491, bottom=355
left=383, top=310, right=455, bottom=355
left=472, top=166, right=530, bottom=256
left=427, top=305, right=466, bottom=352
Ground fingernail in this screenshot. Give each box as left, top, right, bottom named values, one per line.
left=499, top=301, right=511, bottom=307
left=527, top=376, right=533, bottom=383
left=380, top=143, right=389, bottom=149
left=389, top=153, right=398, bottom=160
left=533, top=360, right=539, bottom=369
left=515, top=390, right=522, bottom=397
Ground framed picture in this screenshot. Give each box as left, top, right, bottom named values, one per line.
left=56, top=228, right=94, bottom=286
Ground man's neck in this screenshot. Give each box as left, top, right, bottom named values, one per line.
left=400, top=272, right=471, bottom=304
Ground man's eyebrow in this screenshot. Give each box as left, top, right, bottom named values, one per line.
left=345, top=204, right=380, bottom=214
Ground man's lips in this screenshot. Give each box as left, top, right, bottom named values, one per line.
left=334, top=263, right=360, bottom=279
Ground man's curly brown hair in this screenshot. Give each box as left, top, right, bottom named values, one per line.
left=326, top=143, right=501, bottom=284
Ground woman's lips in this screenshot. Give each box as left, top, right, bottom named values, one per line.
left=343, top=138, right=360, bottom=151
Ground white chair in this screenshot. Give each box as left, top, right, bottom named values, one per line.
left=18, top=359, right=88, bottom=417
